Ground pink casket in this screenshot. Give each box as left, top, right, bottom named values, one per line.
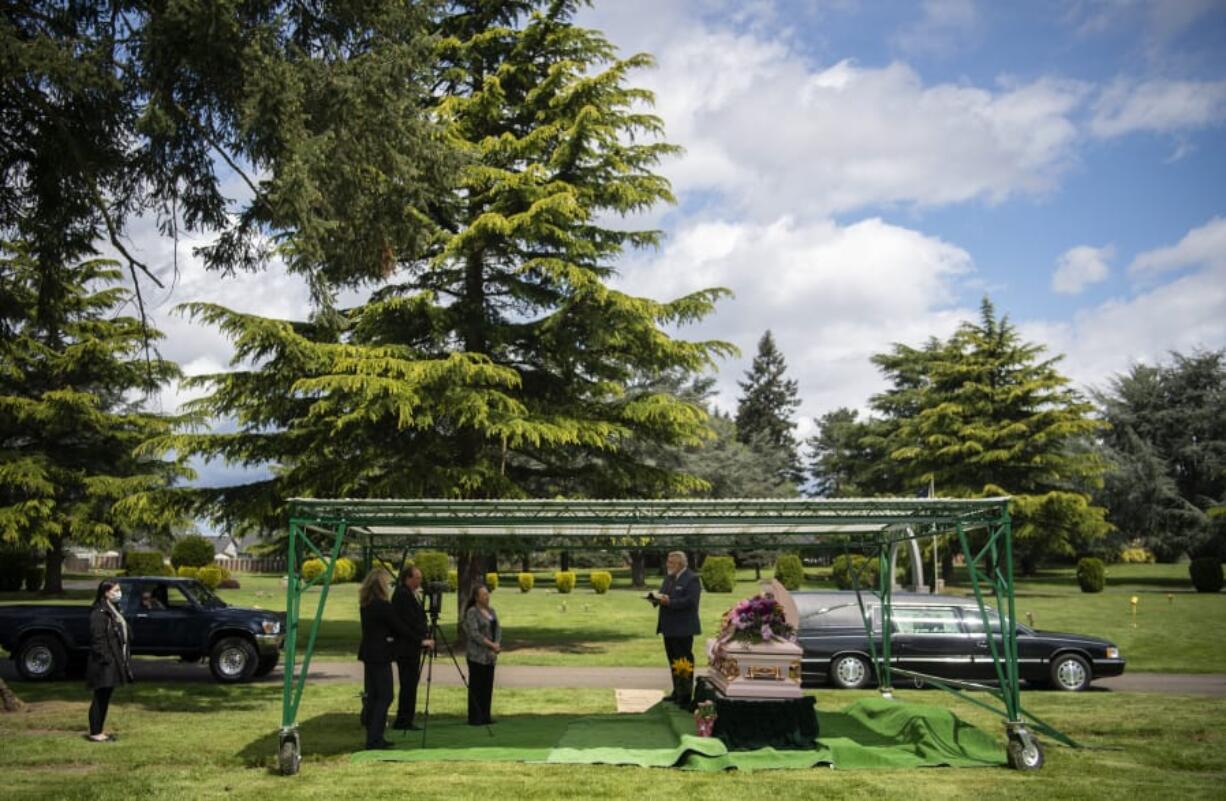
left=705, top=580, right=804, bottom=699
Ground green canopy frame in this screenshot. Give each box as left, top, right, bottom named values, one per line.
left=274, top=496, right=1069, bottom=774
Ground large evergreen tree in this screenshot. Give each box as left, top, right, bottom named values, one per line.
left=734, top=330, right=802, bottom=483
left=0, top=245, right=187, bottom=593
left=153, top=2, right=731, bottom=603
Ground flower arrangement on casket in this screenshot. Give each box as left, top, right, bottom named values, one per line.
left=719, top=594, right=797, bottom=644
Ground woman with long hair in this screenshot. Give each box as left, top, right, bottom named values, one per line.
left=357, top=567, right=413, bottom=749
left=85, top=580, right=132, bottom=742
left=463, top=584, right=501, bottom=726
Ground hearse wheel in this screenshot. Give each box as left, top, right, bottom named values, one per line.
left=830, top=654, right=872, bottom=690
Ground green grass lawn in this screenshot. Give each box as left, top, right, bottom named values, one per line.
left=2, top=680, right=1223, bottom=800
left=5, top=563, right=1224, bottom=672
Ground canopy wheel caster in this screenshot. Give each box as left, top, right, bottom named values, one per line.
left=278, top=729, right=301, bottom=776
left=1005, top=726, right=1044, bottom=771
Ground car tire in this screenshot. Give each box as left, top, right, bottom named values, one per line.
left=1049, top=653, right=1091, bottom=692
left=253, top=653, right=279, bottom=678
left=209, top=636, right=258, bottom=683
left=829, top=654, right=873, bottom=690
left=15, top=634, right=66, bottom=681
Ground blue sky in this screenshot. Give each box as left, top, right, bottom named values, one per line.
left=138, top=0, right=1226, bottom=501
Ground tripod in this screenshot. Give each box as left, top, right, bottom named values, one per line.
left=418, top=609, right=493, bottom=746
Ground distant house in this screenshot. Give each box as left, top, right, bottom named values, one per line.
left=206, top=535, right=239, bottom=562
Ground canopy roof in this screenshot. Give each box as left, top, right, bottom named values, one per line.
left=288, top=496, right=1010, bottom=549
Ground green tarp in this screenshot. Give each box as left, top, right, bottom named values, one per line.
left=351, top=698, right=1006, bottom=772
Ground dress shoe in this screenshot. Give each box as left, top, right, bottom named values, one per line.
left=366, top=740, right=395, bottom=750
left=395, top=722, right=422, bottom=731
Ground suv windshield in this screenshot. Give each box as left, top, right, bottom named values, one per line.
left=182, top=581, right=227, bottom=609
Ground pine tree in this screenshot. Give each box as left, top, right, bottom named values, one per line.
left=0, top=244, right=188, bottom=593
left=152, top=3, right=732, bottom=603
left=734, top=331, right=802, bottom=484
left=876, top=298, right=1109, bottom=572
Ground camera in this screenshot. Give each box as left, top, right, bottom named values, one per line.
left=424, top=580, right=448, bottom=617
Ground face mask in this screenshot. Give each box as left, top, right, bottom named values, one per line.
left=108, top=589, right=122, bottom=603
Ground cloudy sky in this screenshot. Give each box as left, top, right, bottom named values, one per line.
left=136, top=0, right=1226, bottom=494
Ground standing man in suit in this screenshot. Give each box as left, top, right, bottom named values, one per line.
left=391, top=565, right=433, bottom=730
left=652, top=551, right=702, bottom=704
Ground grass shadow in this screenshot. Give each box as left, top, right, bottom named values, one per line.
left=5, top=679, right=283, bottom=714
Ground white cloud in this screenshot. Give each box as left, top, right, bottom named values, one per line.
left=1129, top=216, right=1226, bottom=276
left=1025, top=220, right=1226, bottom=391
left=1052, top=244, right=1113, bottom=294
left=615, top=215, right=976, bottom=428
left=893, top=0, right=982, bottom=56
left=1091, top=78, right=1226, bottom=138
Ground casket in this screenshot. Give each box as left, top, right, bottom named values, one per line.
left=706, top=636, right=804, bottom=699
left=705, top=580, right=804, bottom=699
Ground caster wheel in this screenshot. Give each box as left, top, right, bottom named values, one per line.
left=1006, top=735, right=1044, bottom=770
left=278, top=734, right=301, bottom=775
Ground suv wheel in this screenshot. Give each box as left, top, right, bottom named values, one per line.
left=830, top=654, right=872, bottom=690
left=16, top=635, right=66, bottom=681
left=209, top=637, right=258, bottom=683
left=1050, top=653, right=1091, bottom=691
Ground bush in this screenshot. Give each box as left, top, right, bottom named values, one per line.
left=485, top=572, right=499, bottom=591
left=831, top=554, right=881, bottom=590
left=125, top=551, right=171, bottom=577
left=171, top=535, right=216, bottom=569
left=773, top=554, right=805, bottom=591
left=196, top=565, right=224, bottom=589
left=447, top=570, right=458, bottom=592
left=517, top=572, right=534, bottom=592
left=177, top=565, right=200, bottom=579
left=1119, top=546, right=1156, bottom=564
left=415, top=551, right=450, bottom=583
left=301, top=558, right=325, bottom=583
left=1189, top=557, right=1224, bottom=593
left=1076, top=557, right=1106, bottom=593
left=334, top=557, right=357, bottom=583
left=699, top=556, right=736, bottom=593
left=24, top=565, right=44, bottom=593
left=555, top=571, right=576, bottom=594
left=218, top=578, right=241, bottom=590
left=589, top=571, right=613, bottom=594
left=0, top=550, right=31, bottom=591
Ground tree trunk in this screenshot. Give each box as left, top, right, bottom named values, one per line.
left=754, top=563, right=762, bottom=581
left=629, top=550, right=646, bottom=588
left=560, top=551, right=570, bottom=572
left=42, top=537, right=66, bottom=595
left=520, top=553, right=531, bottom=573
left=941, top=542, right=955, bottom=587
left=0, top=677, right=24, bottom=713
left=455, top=551, right=486, bottom=634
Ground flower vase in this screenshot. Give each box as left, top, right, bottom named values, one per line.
left=695, top=716, right=716, bottom=737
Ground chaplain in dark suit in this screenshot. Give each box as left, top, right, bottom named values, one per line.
left=391, top=565, right=433, bottom=730
left=652, top=551, right=702, bottom=702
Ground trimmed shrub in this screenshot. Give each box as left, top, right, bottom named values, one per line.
left=773, top=554, right=805, bottom=591
left=699, top=556, right=736, bottom=593
left=24, top=565, right=44, bottom=593
left=485, top=572, right=499, bottom=591
left=1119, top=546, right=1156, bottom=564
left=125, top=551, right=171, bottom=577
left=517, top=572, right=535, bottom=593
left=1076, top=557, right=1106, bottom=593
left=177, top=565, right=200, bottom=579
left=171, top=535, right=216, bottom=569
left=301, top=558, right=326, bottom=583
left=334, top=557, right=357, bottom=583
left=447, top=570, right=458, bottom=592
left=196, top=565, right=224, bottom=589
left=415, top=551, right=450, bottom=583
left=831, top=554, right=881, bottom=590
left=1189, top=557, right=1224, bottom=593
left=555, top=571, right=577, bottom=594
left=590, top=571, right=613, bottom=594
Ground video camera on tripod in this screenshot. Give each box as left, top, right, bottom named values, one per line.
left=423, top=580, right=447, bottom=620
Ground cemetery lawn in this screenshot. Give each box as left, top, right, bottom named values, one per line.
left=1, top=682, right=1223, bottom=801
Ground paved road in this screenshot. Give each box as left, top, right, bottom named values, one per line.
left=4, top=657, right=1224, bottom=695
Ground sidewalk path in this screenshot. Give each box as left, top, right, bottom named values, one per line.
left=4, top=658, right=1223, bottom=695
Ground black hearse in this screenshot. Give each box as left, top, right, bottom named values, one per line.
left=793, top=591, right=1125, bottom=691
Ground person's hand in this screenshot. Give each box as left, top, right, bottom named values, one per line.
left=490, top=642, right=502, bottom=654
left=423, top=639, right=435, bottom=650
left=657, top=594, right=670, bottom=606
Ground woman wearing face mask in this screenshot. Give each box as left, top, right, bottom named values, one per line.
left=357, top=567, right=414, bottom=750
left=86, top=580, right=133, bottom=742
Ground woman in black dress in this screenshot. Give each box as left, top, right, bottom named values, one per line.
left=86, top=580, right=133, bottom=742
left=357, top=567, right=413, bottom=749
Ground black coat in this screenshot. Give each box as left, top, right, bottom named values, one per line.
left=358, top=597, right=413, bottom=664
left=656, top=568, right=702, bottom=637
left=86, top=602, right=133, bottom=690
left=391, top=585, right=429, bottom=661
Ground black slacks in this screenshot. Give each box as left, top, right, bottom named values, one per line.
left=664, top=635, right=695, bottom=671
left=363, top=661, right=394, bottom=747
left=466, top=659, right=495, bottom=725
left=88, top=686, right=114, bottom=735
left=394, top=651, right=421, bottom=726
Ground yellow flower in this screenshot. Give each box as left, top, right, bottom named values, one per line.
left=670, top=657, right=694, bottom=678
